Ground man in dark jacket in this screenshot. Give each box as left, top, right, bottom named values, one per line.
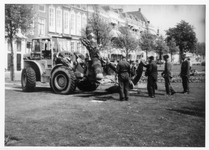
left=133, top=59, right=144, bottom=85
left=180, top=54, right=190, bottom=94
left=145, top=56, right=158, bottom=98
left=116, top=54, right=131, bottom=101
left=161, top=55, right=176, bottom=95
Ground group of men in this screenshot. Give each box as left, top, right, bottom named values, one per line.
left=81, top=26, right=190, bottom=101
left=115, top=53, right=190, bottom=101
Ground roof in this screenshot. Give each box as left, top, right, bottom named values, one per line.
left=101, top=5, right=111, bottom=12
left=126, top=11, right=148, bottom=23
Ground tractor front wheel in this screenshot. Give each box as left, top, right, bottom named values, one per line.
left=21, top=67, right=36, bottom=92
left=51, top=66, right=76, bottom=94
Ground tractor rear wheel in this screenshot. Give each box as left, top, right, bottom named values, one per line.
left=21, top=67, right=36, bottom=92
left=76, top=79, right=100, bottom=91
left=51, top=66, right=76, bottom=94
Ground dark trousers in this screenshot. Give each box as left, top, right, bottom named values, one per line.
left=147, top=76, right=156, bottom=97
left=182, top=76, right=189, bottom=92
left=164, top=77, right=175, bottom=94
left=118, top=78, right=129, bottom=100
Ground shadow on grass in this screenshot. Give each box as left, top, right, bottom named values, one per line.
left=166, top=106, right=205, bottom=118
left=74, top=91, right=110, bottom=97
left=73, top=90, right=123, bottom=101
left=92, top=96, right=119, bottom=101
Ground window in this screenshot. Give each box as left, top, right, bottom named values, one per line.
left=38, top=17, right=45, bottom=36
left=82, top=14, right=87, bottom=30
left=56, top=8, right=62, bottom=33
left=49, top=6, right=55, bottom=32
left=39, top=4, right=45, bottom=12
left=16, top=41, right=21, bottom=52
left=77, top=42, right=81, bottom=53
left=71, top=42, right=75, bottom=52
left=70, top=11, right=76, bottom=35
left=77, top=13, right=81, bottom=36
left=64, top=10, right=69, bottom=34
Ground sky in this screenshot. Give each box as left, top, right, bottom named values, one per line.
left=111, top=5, right=206, bottom=43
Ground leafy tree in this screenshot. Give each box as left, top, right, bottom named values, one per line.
left=5, top=4, right=34, bottom=81
left=166, top=37, right=179, bottom=62
left=165, top=20, right=197, bottom=63
left=196, top=42, right=205, bottom=59
left=139, top=30, right=155, bottom=60
left=112, top=25, right=139, bottom=60
left=154, top=35, right=169, bottom=60
left=82, top=5, right=112, bottom=52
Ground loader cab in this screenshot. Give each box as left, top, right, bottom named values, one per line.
left=32, top=38, right=52, bottom=60
left=31, top=38, right=54, bottom=69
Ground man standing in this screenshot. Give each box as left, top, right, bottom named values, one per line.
left=133, top=59, right=144, bottom=85
left=145, top=56, right=158, bottom=98
left=180, top=54, right=190, bottom=94
left=116, top=54, right=131, bottom=101
left=161, top=55, right=176, bottom=95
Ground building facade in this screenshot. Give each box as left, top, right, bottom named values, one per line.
left=5, top=4, right=157, bottom=71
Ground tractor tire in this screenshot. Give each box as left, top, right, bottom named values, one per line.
left=21, top=67, right=36, bottom=92
left=76, top=79, right=100, bottom=91
left=51, top=66, right=76, bottom=94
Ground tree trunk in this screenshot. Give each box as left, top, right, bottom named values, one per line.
left=146, top=50, right=148, bottom=61
left=159, top=51, right=162, bottom=60
left=9, top=38, right=15, bottom=81
left=126, top=50, right=129, bottom=61
left=179, top=49, right=183, bottom=64
left=171, top=52, right=173, bottom=62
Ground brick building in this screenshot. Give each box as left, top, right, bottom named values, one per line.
left=5, top=4, right=157, bottom=71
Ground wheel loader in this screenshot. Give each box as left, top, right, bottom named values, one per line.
left=21, top=36, right=105, bottom=94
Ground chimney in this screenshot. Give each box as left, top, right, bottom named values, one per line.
left=138, top=8, right=141, bottom=12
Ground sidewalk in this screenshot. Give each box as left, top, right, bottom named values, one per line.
left=5, top=71, right=21, bottom=81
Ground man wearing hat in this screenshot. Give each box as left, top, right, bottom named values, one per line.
left=116, top=53, right=131, bottom=101
left=145, top=56, right=158, bottom=98
left=161, top=55, right=176, bottom=95
left=180, top=54, right=190, bottom=94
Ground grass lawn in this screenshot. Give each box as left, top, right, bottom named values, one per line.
left=5, top=81, right=205, bottom=147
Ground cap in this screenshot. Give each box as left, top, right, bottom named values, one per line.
left=149, top=56, right=154, bottom=60
left=163, top=55, right=169, bottom=59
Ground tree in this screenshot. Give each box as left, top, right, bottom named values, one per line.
left=139, top=30, right=155, bottom=60
left=166, top=37, right=179, bottom=62
left=5, top=4, right=34, bottom=81
left=196, top=42, right=205, bottom=59
left=82, top=5, right=112, bottom=52
left=165, top=20, right=197, bottom=63
left=112, top=25, right=139, bottom=60
left=154, top=35, right=169, bottom=60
